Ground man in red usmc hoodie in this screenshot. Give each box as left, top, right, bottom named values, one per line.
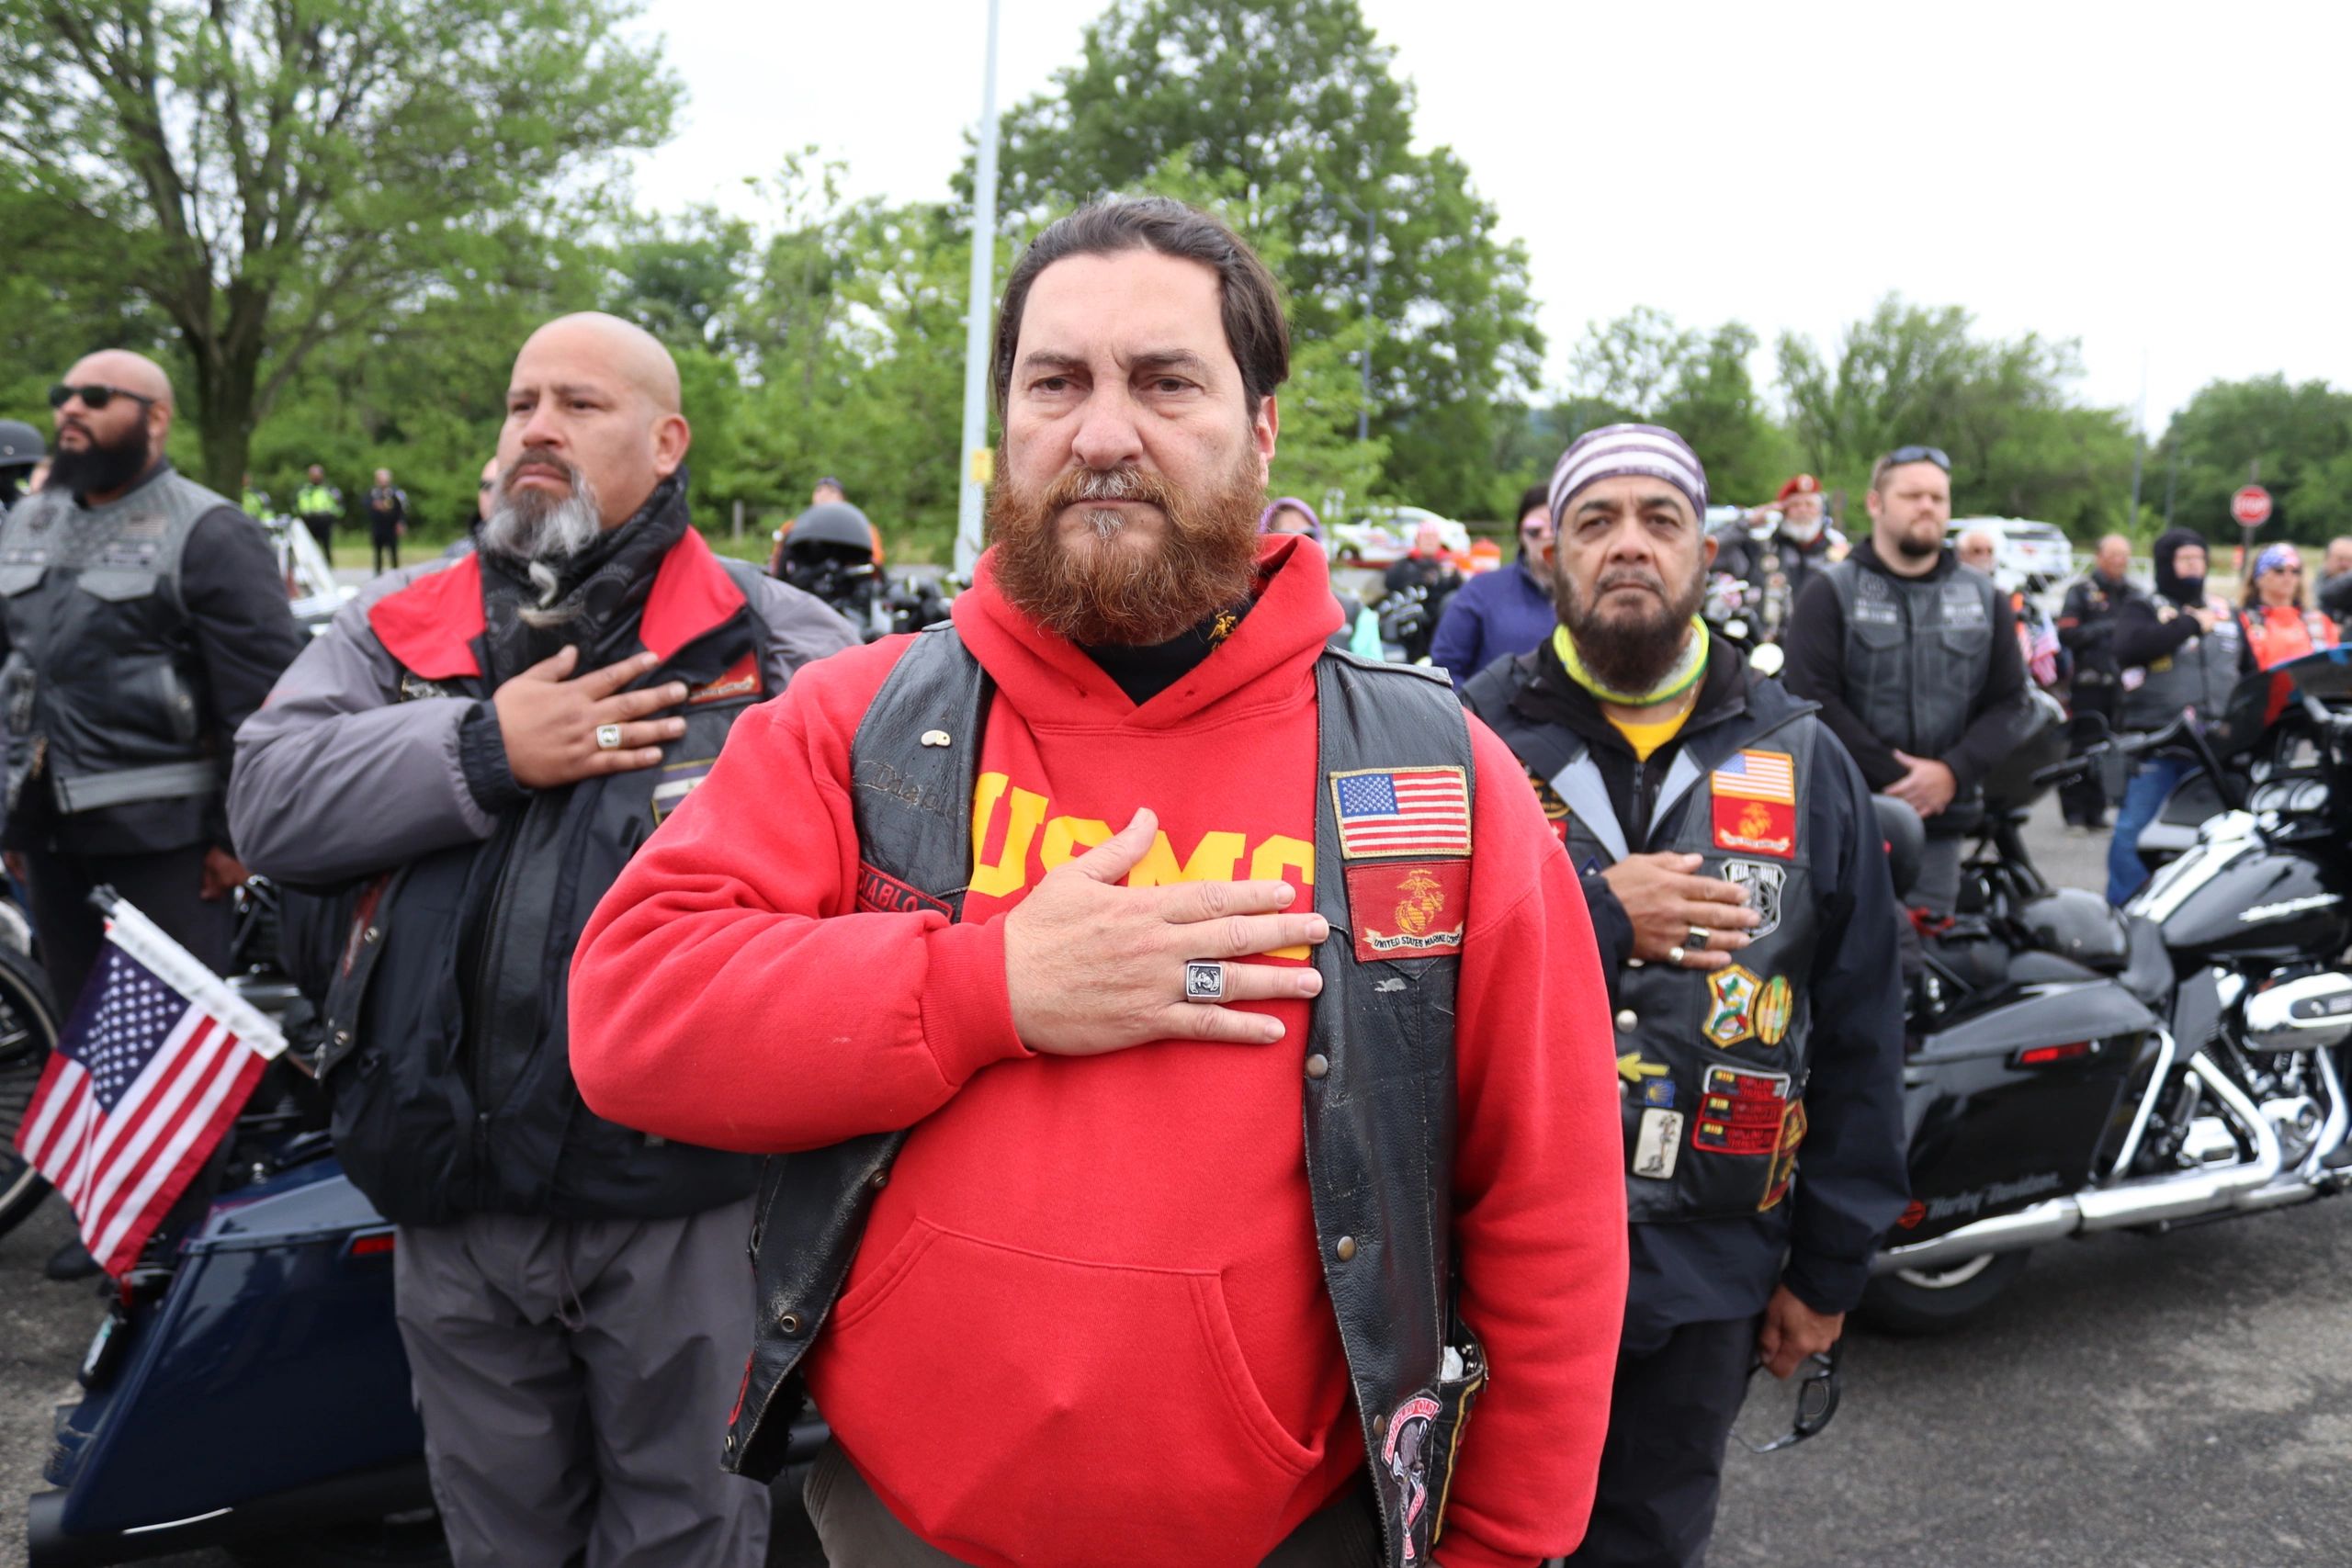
left=570, top=197, right=1626, bottom=1568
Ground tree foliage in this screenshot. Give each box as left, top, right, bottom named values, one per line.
left=0, top=0, right=676, bottom=491
left=2153, top=377, right=2352, bottom=547
left=979, top=0, right=1539, bottom=520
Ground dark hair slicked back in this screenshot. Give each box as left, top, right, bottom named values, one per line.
left=990, top=196, right=1291, bottom=421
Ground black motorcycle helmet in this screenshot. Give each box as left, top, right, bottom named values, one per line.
left=777, top=501, right=881, bottom=604
left=0, top=420, right=41, bottom=470
left=0, top=420, right=42, bottom=508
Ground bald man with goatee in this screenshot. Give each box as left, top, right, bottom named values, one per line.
left=230, top=313, right=858, bottom=1567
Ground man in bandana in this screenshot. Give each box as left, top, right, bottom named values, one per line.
left=1464, top=423, right=1908, bottom=1568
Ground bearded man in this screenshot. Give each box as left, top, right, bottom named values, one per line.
left=1462, top=423, right=1908, bottom=1568
left=569, top=197, right=1628, bottom=1568
left=227, top=312, right=857, bottom=1568
left=1, top=349, right=302, bottom=1279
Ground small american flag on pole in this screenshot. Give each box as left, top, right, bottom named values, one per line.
left=13, top=892, right=284, bottom=1279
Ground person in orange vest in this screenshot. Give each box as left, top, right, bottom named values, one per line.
left=2240, top=544, right=2341, bottom=670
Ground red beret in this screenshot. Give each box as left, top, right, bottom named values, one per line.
left=1775, top=474, right=1821, bottom=502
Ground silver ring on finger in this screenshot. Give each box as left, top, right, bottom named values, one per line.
left=1182, top=959, right=1227, bottom=1002
left=1688, top=926, right=1711, bottom=952
left=1667, top=945, right=1687, bottom=967
left=594, top=723, right=624, bottom=751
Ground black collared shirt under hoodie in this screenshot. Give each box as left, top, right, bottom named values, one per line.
left=1464, top=637, right=1910, bottom=1351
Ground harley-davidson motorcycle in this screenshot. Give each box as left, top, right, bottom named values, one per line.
left=1863, top=649, right=2352, bottom=1331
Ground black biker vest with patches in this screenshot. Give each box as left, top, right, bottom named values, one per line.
left=1823, top=558, right=1996, bottom=769
left=1468, top=666, right=1826, bottom=1224
left=729, top=627, right=1486, bottom=1568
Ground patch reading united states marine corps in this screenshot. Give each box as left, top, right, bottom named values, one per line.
left=1693, top=1064, right=1792, bottom=1156
left=649, top=758, right=716, bottom=824
left=1345, top=860, right=1469, bottom=963
left=1711, top=749, right=1796, bottom=860
left=1329, top=766, right=1471, bottom=861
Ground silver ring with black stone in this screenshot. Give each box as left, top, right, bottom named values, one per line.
left=1183, top=960, right=1226, bottom=1002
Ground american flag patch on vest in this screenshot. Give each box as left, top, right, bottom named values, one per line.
left=1330, top=766, right=1472, bottom=860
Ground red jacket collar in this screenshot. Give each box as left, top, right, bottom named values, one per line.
left=368, top=529, right=746, bottom=680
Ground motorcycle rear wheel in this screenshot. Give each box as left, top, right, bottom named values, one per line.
left=1859, top=1250, right=2031, bottom=1336
left=226, top=1507, right=451, bottom=1568
left=0, top=940, right=62, bottom=1238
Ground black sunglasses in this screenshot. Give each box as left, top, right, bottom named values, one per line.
left=1883, top=445, right=1951, bottom=472
left=49, top=383, right=157, bottom=412
left=1736, top=1340, right=1843, bottom=1454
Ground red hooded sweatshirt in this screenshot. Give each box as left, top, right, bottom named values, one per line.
left=571, top=536, right=1626, bottom=1568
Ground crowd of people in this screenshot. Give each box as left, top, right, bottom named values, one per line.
left=0, top=191, right=2319, bottom=1568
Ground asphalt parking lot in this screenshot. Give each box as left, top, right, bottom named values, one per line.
left=6, top=796, right=2348, bottom=1567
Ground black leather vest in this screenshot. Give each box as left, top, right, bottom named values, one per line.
left=0, top=469, right=224, bottom=824
left=318, top=557, right=773, bottom=1224
left=2121, top=594, right=2242, bottom=730
left=729, top=627, right=1486, bottom=1568
left=1469, top=671, right=1825, bottom=1224
left=1824, top=558, right=1996, bottom=766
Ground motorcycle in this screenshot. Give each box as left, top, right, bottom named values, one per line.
left=17, top=883, right=450, bottom=1568
left=1863, top=651, right=2352, bottom=1331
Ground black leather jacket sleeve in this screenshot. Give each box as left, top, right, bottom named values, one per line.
left=1779, top=730, right=1911, bottom=1314
left=2111, top=595, right=2201, bottom=667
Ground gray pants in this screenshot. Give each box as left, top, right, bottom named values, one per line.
left=804, top=1442, right=1381, bottom=1567
left=1912, top=831, right=1963, bottom=918
left=393, top=1201, right=770, bottom=1568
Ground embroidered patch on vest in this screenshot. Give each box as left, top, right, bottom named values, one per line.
left=1330, top=766, right=1472, bottom=861
left=650, top=758, right=716, bottom=824
left=1693, top=1064, right=1792, bottom=1156
left=1634, top=1107, right=1684, bottom=1179
left=687, top=650, right=763, bottom=705
left=1345, top=860, right=1469, bottom=962
left=856, top=862, right=950, bottom=918
left=1526, top=770, right=1571, bottom=844
left=1720, top=859, right=1785, bottom=936
left=1713, top=795, right=1796, bottom=860
left=1755, top=974, right=1794, bottom=1047
left=1382, top=1394, right=1443, bottom=1562
left=1703, top=964, right=1762, bottom=1047
left=1760, top=1100, right=1808, bottom=1211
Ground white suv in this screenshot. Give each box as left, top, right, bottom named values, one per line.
left=1946, top=517, right=2075, bottom=590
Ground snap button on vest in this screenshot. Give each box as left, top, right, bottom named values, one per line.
left=777, top=1311, right=802, bottom=1335
left=1306, top=1053, right=1330, bottom=1079
left=1334, top=1235, right=1357, bottom=1261
left=1614, top=1009, right=1637, bottom=1032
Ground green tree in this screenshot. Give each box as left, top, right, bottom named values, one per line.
left=2152, top=375, right=2352, bottom=546
left=1564, top=309, right=1792, bottom=505
left=0, top=0, right=677, bottom=492
left=978, top=0, right=1540, bottom=518
left=1777, top=297, right=2134, bottom=535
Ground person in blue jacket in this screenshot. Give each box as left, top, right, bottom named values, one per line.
left=1430, top=482, right=1558, bottom=687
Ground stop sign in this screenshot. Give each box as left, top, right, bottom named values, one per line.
left=2233, top=485, right=2273, bottom=526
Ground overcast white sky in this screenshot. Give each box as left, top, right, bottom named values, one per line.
left=626, top=0, right=2346, bottom=432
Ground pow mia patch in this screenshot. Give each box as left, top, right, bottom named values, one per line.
left=1719, top=859, right=1785, bottom=938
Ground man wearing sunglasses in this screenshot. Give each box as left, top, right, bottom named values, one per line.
left=0, top=350, right=303, bottom=1274
left=1785, top=445, right=2032, bottom=916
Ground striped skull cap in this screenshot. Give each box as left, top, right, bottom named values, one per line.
left=1548, top=423, right=1708, bottom=525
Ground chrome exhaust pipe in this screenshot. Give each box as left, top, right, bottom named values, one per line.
left=1875, top=1054, right=2288, bottom=1275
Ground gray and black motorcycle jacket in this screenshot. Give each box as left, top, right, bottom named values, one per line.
left=228, top=475, right=859, bottom=1224
left=0, top=460, right=301, bottom=854
left=1464, top=638, right=1909, bottom=1326
left=1783, top=537, right=2033, bottom=806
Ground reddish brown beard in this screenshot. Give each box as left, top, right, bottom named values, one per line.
left=988, top=458, right=1266, bottom=646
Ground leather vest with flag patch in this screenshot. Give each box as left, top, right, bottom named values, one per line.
left=729, top=626, right=1486, bottom=1568
left=1473, top=672, right=1826, bottom=1224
